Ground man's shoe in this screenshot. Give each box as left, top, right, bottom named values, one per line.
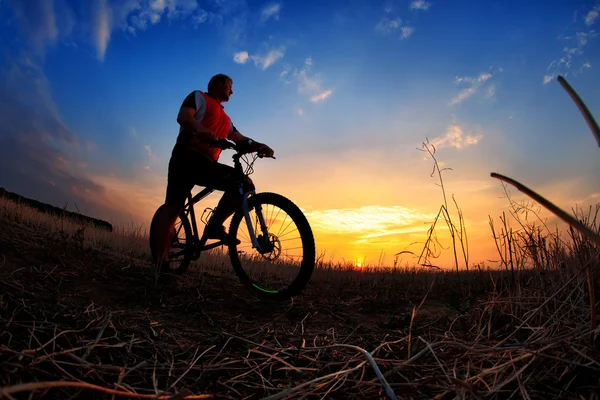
left=204, top=225, right=240, bottom=245
left=156, top=260, right=174, bottom=284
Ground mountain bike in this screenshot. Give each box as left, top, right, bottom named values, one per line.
left=149, top=140, right=315, bottom=301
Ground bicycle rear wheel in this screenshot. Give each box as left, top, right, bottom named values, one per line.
left=149, top=204, right=193, bottom=275
left=228, top=192, right=315, bottom=300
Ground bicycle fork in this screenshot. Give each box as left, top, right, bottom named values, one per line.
left=240, top=189, right=270, bottom=252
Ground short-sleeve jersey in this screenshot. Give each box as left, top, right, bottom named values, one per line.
left=177, top=90, right=234, bottom=161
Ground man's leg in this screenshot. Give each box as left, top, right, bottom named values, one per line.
left=154, top=150, right=193, bottom=264
left=151, top=205, right=182, bottom=263
left=204, top=175, right=254, bottom=238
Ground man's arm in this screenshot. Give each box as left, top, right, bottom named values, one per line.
left=177, top=108, right=216, bottom=142
left=228, top=124, right=274, bottom=157
left=176, top=91, right=216, bottom=142
left=228, top=125, right=250, bottom=143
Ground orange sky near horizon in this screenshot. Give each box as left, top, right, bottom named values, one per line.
left=70, top=136, right=597, bottom=270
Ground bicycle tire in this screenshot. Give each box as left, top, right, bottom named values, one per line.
left=228, top=192, right=315, bottom=300
left=149, top=204, right=193, bottom=275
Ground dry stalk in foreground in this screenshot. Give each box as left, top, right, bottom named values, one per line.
left=490, top=75, right=600, bottom=336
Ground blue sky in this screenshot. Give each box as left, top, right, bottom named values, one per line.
left=1, top=0, right=599, bottom=266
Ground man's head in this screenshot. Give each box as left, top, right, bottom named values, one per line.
left=207, top=74, right=233, bottom=103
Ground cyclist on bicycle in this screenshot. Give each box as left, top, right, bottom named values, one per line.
left=151, top=73, right=274, bottom=270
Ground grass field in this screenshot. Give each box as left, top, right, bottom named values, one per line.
left=1, top=192, right=599, bottom=399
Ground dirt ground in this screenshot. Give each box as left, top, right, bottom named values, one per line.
left=2, top=217, right=598, bottom=399
left=0, top=218, right=455, bottom=399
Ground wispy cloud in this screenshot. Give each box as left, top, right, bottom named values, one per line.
left=294, top=57, right=334, bottom=103
left=410, top=0, right=431, bottom=11
left=94, top=0, right=112, bottom=61
left=144, top=144, right=158, bottom=163
left=260, top=2, right=281, bottom=22
left=483, top=84, right=496, bottom=99
left=5, top=0, right=212, bottom=61
left=0, top=55, right=139, bottom=224
left=544, top=4, right=599, bottom=83
left=232, top=47, right=285, bottom=70
left=400, top=26, right=414, bottom=39
left=429, top=124, right=483, bottom=150
left=144, top=145, right=153, bottom=158
left=375, top=6, right=419, bottom=39
left=451, top=72, right=494, bottom=105
left=310, top=90, right=333, bottom=103
left=251, top=48, right=285, bottom=70
left=233, top=51, right=249, bottom=64
left=279, top=65, right=292, bottom=80
left=585, top=5, right=600, bottom=26
left=376, top=17, right=402, bottom=35
left=306, top=205, right=435, bottom=236
left=7, top=0, right=76, bottom=56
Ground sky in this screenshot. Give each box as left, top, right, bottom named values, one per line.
left=1, top=0, right=599, bottom=269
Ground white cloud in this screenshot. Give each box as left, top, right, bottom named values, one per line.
left=585, top=5, right=599, bottom=26
left=233, top=51, right=249, bottom=64
left=280, top=58, right=333, bottom=103
left=279, top=65, right=291, bottom=80
left=296, top=59, right=321, bottom=93
left=306, top=205, right=436, bottom=236
left=451, top=87, right=475, bottom=104
left=544, top=5, right=599, bottom=83
left=296, top=107, right=304, bottom=116
left=127, top=0, right=200, bottom=29
left=410, top=0, right=431, bottom=11
left=310, top=90, right=333, bottom=103
left=376, top=17, right=402, bottom=35
left=144, top=145, right=153, bottom=157
left=8, top=0, right=214, bottom=61
left=430, top=124, right=483, bottom=150
left=451, top=72, right=494, bottom=105
left=251, top=48, right=285, bottom=70
left=192, top=9, right=208, bottom=26
left=232, top=45, right=286, bottom=70
left=400, top=26, right=414, bottom=39
left=375, top=12, right=417, bottom=39
left=483, top=84, right=496, bottom=99
left=94, top=0, right=112, bottom=61
left=8, top=0, right=77, bottom=55
left=260, top=3, right=281, bottom=22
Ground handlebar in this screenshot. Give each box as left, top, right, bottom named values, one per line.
left=210, top=139, right=275, bottom=159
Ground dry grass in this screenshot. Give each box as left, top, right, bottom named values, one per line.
left=2, top=187, right=600, bottom=399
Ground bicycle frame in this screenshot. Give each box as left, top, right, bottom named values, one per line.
left=181, top=149, right=270, bottom=260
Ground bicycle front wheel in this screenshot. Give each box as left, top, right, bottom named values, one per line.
left=228, top=192, right=315, bottom=300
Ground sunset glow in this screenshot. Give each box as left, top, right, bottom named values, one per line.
left=1, top=0, right=599, bottom=269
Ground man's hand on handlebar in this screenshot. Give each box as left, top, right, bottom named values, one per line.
left=256, top=143, right=275, bottom=158
left=210, top=138, right=275, bottom=158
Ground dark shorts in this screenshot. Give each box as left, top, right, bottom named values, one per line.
left=165, top=145, right=238, bottom=209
